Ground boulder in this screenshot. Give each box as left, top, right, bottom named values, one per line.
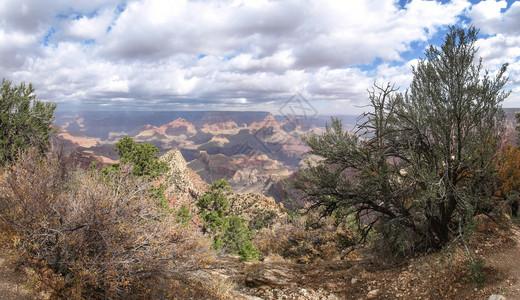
left=474, top=214, right=499, bottom=232
left=367, top=289, right=380, bottom=299
left=245, top=265, right=294, bottom=288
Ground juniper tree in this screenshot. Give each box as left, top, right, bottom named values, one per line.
left=0, top=79, right=56, bottom=164
left=295, top=26, right=509, bottom=254
left=197, top=179, right=259, bottom=261
left=113, top=136, right=169, bottom=179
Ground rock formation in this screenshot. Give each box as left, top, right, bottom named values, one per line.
left=159, top=148, right=208, bottom=209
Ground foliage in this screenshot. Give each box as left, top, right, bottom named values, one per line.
left=461, top=256, right=487, bottom=287
left=495, top=144, right=520, bottom=216
left=176, top=204, right=192, bottom=228
left=197, top=179, right=232, bottom=234
left=0, top=148, right=211, bottom=299
left=197, top=179, right=259, bottom=261
left=253, top=214, right=354, bottom=263
left=294, top=26, right=509, bottom=255
left=102, top=137, right=170, bottom=210
left=111, top=136, right=169, bottom=179
left=222, top=215, right=259, bottom=261
left=149, top=183, right=170, bottom=210
left=249, top=210, right=278, bottom=231
left=0, top=78, right=56, bottom=165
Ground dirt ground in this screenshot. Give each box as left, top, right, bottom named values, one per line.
left=229, top=221, right=520, bottom=299
left=1, top=222, right=520, bottom=299
left=470, top=225, right=520, bottom=299
left=0, top=252, right=37, bottom=300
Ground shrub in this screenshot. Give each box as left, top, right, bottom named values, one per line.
left=223, top=215, right=259, bottom=261
left=0, top=148, right=211, bottom=299
left=495, top=144, right=520, bottom=216
left=176, top=204, right=192, bottom=228
left=293, top=26, right=509, bottom=256
left=461, top=257, right=487, bottom=287
left=197, top=179, right=259, bottom=261
left=112, top=136, right=168, bottom=179
left=253, top=213, right=354, bottom=263
left=0, top=78, right=56, bottom=165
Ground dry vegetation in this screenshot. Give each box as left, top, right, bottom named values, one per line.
left=1, top=145, right=520, bottom=299
left=254, top=213, right=357, bottom=264
left=0, top=148, right=215, bottom=299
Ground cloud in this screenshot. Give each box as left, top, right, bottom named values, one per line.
left=476, top=33, right=520, bottom=69
left=0, top=0, right=518, bottom=116
left=469, top=0, right=520, bottom=35
left=469, top=0, right=520, bottom=107
left=97, top=0, right=469, bottom=67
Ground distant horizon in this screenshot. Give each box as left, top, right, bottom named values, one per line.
left=55, top=107, right=520, bottom=115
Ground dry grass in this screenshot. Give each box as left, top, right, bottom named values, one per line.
left=253, top=214, right=352, bottom=263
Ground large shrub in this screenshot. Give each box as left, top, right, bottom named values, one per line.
left=0, top=148, right=211, bottom=299
left=294, top=26, right=509, bottom=255
left=103, top=136, right=169, bottom=180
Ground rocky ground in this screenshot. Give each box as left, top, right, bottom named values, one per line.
left=191, top=218, right=520, bottom=300
left=1, top=219, right=519, bottom=299
left=0, top=249, right=45, bottom=300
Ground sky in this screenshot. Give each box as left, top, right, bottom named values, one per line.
left=1, top=0, right=519, bottom=116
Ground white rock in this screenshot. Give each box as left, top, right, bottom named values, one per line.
left=488, top=295, right=506, bottom=300
left=367, top=289, right=379, bottom=299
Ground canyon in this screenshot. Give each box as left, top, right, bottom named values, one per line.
left=55, top=110, right=519, bottom=204
left=55, top=111, right=357, bottom=202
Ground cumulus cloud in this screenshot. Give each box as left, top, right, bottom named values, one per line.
left=0, top=0, right=517, bottom=115
left=469, top=0, right=520, bottom=35
left=469, top=0, right=520, bottom=108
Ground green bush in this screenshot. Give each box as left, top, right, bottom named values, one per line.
left=176, top=204, right=192, bottom=228
left=0, top=78, right=56, bottom=165
left=197, top=179, right=231, bottom=234
left=102, top=137, right=171, bottom=211
left=461, top=257, right=487, bottom=287
left=112, top=137, right=169, bottom=179
left=222, top=215, right=258, bottom=259
left=293, top=26, right=509, bottom=255
left=238, top=240, right=260, bottom=262
left=197, top=179, right=259, bottom=261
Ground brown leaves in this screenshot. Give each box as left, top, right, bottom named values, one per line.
left=0, top=147, right=212, bottom=299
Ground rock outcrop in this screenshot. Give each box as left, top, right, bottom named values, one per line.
left=160, top=149, right=207, bottom=208
left=249, top=113, right=282, bottom=130
left=163, top=118, right=197, bottom=135
left=188, top=151, right=291, bottom=197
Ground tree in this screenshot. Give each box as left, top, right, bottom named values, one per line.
left=196, top=179, right=259, bottom=261
left=108, top=136, right=168, bottom=179
left=101, top=137, right=169, bottom=211
left=0, top=78, right=56, bottom=165
left=197, top=179, right=232, bottom=235
left=176, top=204, right=193, bottom=227
left=295, top=26, right=509, bottom=255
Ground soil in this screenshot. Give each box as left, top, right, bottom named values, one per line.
left=464, top=224, right=520, bottom=299
left=0, top=251, right=37, bottom=300
left=216, top=221, right=520, bottom=299
left=2, top=222, right=520, bottom=299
